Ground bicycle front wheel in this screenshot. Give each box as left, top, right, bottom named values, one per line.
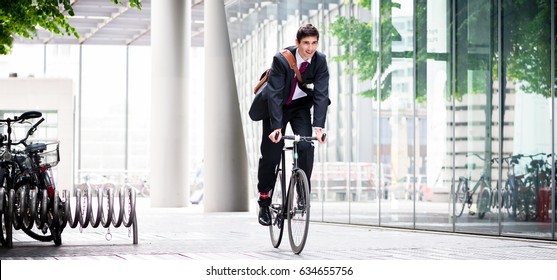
left=269, top=170, right=284, bottom=248
left=454, top=178, right=468, bottom=217
left=1, top=188, right=14, bottom=248
left=287, top=169, right=310, bottom=254
left=502, top=180, right=514, bottom=218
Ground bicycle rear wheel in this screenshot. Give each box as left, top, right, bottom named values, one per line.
left=269, top=170, right=284, bottom=248
left=516, top=184, right=536, bottom=221
left=287, top=169, right=310, bottom=254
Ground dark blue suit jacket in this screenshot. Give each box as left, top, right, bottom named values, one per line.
left=249, top=46, right=330, bottom=130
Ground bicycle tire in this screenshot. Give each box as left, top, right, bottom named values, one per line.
left=502, top=181, right=513, bottom=218
left=50, top=190, right=62, bottom=246
left=2, top=188, right=14, bottom=248
left=269, top=170, right=285, bottom=248
left=287, top=169, right=310, bottom=254
left=23, top=188, right=37, bottom=229
left=12, top=186, right=24, bottom=231
left=35, top=189, right=48, bottom=231
left=23, top=189, right=55, bottom=243
left=454, top=178, right=467, bottom=217
left=13, top=185, right=33, bottom=231
left=0, top=187, right=8, bottom=247
left=21, top=226, right=54, bottom=242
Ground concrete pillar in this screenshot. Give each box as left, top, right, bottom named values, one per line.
left=150, top=0, right=191, bottom=207
left=204, top=0, right=249, bottom=212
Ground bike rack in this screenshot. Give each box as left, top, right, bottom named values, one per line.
left=0, top=183, right=138, bottom=248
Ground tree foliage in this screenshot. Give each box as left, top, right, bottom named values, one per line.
left=0, top=0, right=142, bottom=55
left=503, top=0, right=552, bottom=97
left=329, top=0, right=554, bottom=101
left=329, top=0, right=401, bottom=101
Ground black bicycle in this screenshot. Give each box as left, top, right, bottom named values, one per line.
left=269, top=134, right=324, bottom=254
left=0, top=111, right=57, bottom=248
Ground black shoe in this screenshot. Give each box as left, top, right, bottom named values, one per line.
left=258, top=206, right=272, bottom=226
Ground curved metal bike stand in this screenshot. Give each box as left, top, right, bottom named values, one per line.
left=0, top=184, right=138, bottom=248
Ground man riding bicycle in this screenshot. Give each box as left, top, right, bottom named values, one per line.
left=249, top=23, right=330, bottom=226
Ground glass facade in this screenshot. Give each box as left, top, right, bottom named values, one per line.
left=1, top=0, right=556, bottom=241
left=227, top=0, right=557, bottom=240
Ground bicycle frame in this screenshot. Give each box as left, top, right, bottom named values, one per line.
left=273, top=139, right=304, bottom=221
left=456, top=172, right=492, bottom=218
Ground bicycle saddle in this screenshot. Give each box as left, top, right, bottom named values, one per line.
left=18, top=111, right=42, bottom=121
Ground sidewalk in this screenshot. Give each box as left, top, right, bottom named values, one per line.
left=1, top=197, right=556, bottom=261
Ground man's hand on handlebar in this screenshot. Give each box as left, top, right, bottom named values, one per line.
left=269, top=128, right=327, bottom=144
left=269, top=129, right=282, bottom=143
left=314, top=127, right=326, bottom=144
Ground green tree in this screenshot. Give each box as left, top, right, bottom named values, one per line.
left=329, top=0, right=400, bottom=101
left=330, top=0, right=553, bottom=101
left=503, top=0, right=552, bottom=97
left=0, top=0, right=142, bottom=55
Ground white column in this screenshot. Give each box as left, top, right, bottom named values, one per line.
left=150, top=0, right=191, bottom=207
left=204, top=0, right=249, bottom=211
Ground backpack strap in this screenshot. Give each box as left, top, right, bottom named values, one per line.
left=253, top=69, right=270, bottom=94
left=280, top=49, right=303, bottom=83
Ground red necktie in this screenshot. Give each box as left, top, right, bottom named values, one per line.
left=286, top=61, right=308, bottom=105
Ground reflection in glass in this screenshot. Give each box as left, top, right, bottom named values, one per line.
left=499, top=0, right=552, bottom=239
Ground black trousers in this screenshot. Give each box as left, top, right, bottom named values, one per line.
left=257, top=99, right=315, bottom=205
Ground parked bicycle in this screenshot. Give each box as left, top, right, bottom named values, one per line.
left=269, top=134, right=325, bottom=254
left=0, top=111, right=64, bottom=247
left=495, top=154, right=525, bottom=219
left=517, top=153, right=548, bottom=221
left=1, top=111, right=138, bottom=249
left=454, top=153, right=495, bottom=219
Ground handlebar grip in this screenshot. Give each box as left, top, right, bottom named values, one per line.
left=321, top=133, right=327, bottom=142
left=274, top=131, right=279, bottom=141
left=29, top=118, right=45, bottom=136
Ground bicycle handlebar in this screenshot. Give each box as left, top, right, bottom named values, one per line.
left=466, top=153, right=497, bottom=163
left=0, top=117, right=45, bottom=147
left=275, top=133, right=327, bottom=142
left=16, top=117, right=45, bottom=146
left=283, top=135, right=326, bottom=142
left=278, top=133, right=327, bottom=142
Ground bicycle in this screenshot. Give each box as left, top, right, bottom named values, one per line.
left=454, top=153, right=495, bottom=219
left=0, top=111, right=63, bottom=247
left=517, top=153, right=548, bottom=221
left=497, top=154, right=525, bottom=219
left=268, top=134, right=324, bottom=254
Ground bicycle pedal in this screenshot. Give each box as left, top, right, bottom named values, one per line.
left=468, top=210, right=476, bottom=216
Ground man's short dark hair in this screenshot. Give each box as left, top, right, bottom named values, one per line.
left=296, top=23, right=319, bottom=42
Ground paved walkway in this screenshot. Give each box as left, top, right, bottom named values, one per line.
left=1, top=198, right=556, bottom=279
